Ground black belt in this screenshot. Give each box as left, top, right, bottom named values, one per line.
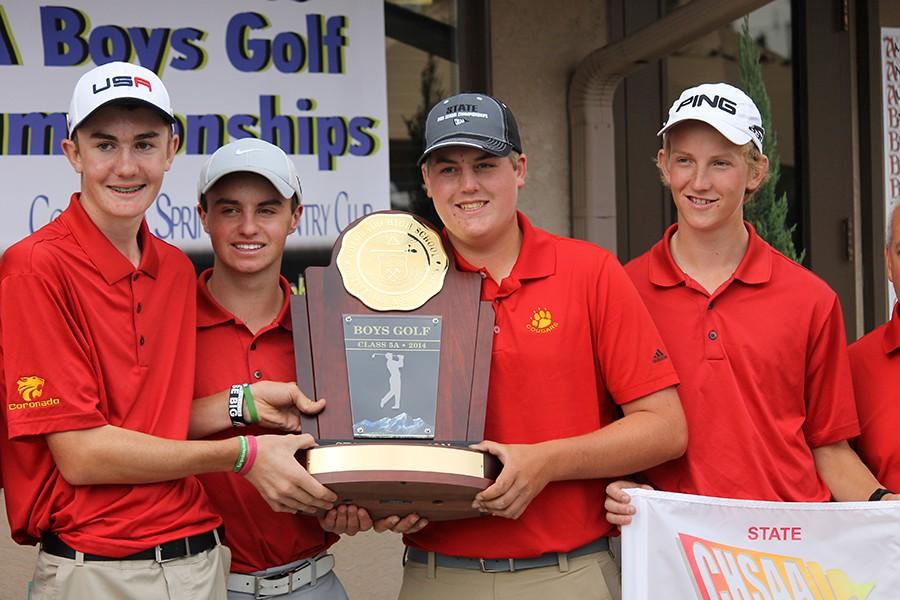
left=406, top=537, right=609, bottom=573
left=40, top=526, right=224, bottom=563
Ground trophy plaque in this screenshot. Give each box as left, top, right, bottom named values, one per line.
left=292, top=211, right=501, bottom=521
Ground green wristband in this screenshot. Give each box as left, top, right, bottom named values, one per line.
left=233, top=435, right=249, bottom=472
left=243, top=383, right=259, bottom=424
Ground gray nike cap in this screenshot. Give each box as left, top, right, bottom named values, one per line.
left=198, top=138, right=303, bottom=201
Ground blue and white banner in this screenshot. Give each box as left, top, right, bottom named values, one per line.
left=0, top=0, right=388, bottom=251
left=883, top=27, right=900, bottom=311
left=622, top=489, right=900, bottom=599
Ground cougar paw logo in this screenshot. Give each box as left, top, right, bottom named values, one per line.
left=16, top=376, right=45, bottom=401
left=526, top=308, right=559, bottom=333
left=531, top=309, right=553, bottom=329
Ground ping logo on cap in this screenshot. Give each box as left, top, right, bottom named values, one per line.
left=91, top=75, right=153, bottom=95
left=676, top=93, right=738, bottom=116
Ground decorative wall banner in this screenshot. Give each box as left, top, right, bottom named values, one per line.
left=622, top=489, right=900, bottom=599
left=0, top=1, right=388, bottom=251
left=882, top=27, right=900, bottom=310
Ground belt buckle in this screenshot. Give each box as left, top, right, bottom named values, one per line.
left=253, top=560, right=306, bottom=598
left=154, top=535, right=194, bottom=564
left=154, top=544, right=180, bottom=564
left=478, top=558, right=515, bottom=573
left=273, top=560, right=306, bottom=581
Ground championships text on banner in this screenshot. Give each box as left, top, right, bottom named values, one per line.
left=0, top=1, right=389, bottom=250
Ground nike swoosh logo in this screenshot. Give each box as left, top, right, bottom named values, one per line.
left=234, top=148, right=261, bottom=155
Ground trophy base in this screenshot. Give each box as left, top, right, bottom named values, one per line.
left=299, top=443, right=502, bottom=521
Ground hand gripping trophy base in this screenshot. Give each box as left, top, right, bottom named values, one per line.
left=298, top=443, right=502, bottom=520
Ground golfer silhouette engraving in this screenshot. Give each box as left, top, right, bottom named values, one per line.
left=374, top=352, right=405, bottom=409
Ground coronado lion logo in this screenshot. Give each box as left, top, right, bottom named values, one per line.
left=16, top=376, right=45, bottom=402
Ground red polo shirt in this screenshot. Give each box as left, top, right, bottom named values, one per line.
left=406, top=212, right=679, bottom=558
left=626, top=223, right=859, bottom=501
left=849, top=304, right=900, bottom=491
left=194, top=269, right=337, bottom=573
left=0, top=195, right=220, bottom=556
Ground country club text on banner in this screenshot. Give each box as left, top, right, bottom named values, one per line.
left=0, top=1, right=389, bottom=250
left=621, top=488, right=900, bottom=600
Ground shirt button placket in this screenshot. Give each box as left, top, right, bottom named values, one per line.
left=703, top=313, right=724, bottom=359
left=133, top=273, right=146, bottom=362
left=702, top=291, right=724, bottom=359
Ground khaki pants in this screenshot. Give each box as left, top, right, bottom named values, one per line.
left=29, top=544, right=231, bottom=600
left=398, top=550, right=621, bottom=600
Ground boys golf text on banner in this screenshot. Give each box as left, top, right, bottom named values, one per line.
left=621, top=489, right=900, bottom=599
left=0, top=1, right=389, bottom=251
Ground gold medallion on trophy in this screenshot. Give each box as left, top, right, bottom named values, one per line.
left=336, top=213, right=448, bottom=311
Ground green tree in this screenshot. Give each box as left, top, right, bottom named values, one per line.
left=738, top=17, right=804, bottom=262
left=403, top=55, right=444, bottom=229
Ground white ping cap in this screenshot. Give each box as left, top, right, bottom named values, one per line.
left=658, top=82, right=764, bottom=152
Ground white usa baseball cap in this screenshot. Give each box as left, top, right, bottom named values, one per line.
left=197, top=138, right=303, bottom=202
left=658, top=82, right=765, bottom=152
left=67, top=61, right=174, bottom=137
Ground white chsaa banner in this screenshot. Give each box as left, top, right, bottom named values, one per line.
left=621, top=489, right=900, bottom=599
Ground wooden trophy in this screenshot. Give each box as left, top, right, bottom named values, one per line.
left=291, top=211, right=501, bottom=521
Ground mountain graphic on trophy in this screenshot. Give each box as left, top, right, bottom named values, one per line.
left=291, top=212, right=500, bottom=520
left=354, top=413, right=430, bottom=437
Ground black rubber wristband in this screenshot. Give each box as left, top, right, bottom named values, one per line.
left=228, top=384, right=245, bottom=427
left=868, top=487, right=893, bottom=501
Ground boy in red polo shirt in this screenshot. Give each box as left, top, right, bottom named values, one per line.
left=394, top=93, right=687, bottom=600
left=605, top=83, right=897, bottom=527
left=0, top=62, right=335, bottom=599
left=849, top=203, right=900, bottom=494
left=193, top=138, right=354, bottom=599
